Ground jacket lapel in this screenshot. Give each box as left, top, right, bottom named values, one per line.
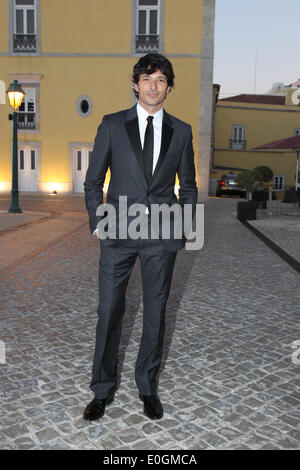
left=150, top=111, right=174, bottom=184
left=124, top=106, right=147, bottom=184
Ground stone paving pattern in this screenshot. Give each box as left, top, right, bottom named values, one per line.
left=0, top=210, right=50, bottom=231
left=249, top=215, right=300, bottom=263
left=0, top=194, right=299, bottom=450
left=0, top=212, right=87, bottom=270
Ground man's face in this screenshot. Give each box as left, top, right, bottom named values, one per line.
left=134, top=69, right=171, bottom=111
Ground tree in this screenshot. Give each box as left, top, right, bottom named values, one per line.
left=235, top=169, right=263, bottom=200
left=254, top=166, right=273, bottom=184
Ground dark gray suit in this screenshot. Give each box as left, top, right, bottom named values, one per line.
left=84, top=104, right=197, bottom=398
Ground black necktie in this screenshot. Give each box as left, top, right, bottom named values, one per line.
left=143, top=115, right=154, bottom=187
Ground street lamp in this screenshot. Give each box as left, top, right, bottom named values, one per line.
left=7, top=79, right=25, bottom=213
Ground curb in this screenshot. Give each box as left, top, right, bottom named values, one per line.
left=0, top=214, right=54, bottom=238
left=240, top=219, right=300, bottom=274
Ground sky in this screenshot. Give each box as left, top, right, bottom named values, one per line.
left=213, top=0, right=300, bottom=98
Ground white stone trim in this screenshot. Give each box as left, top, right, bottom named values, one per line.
left=8, top=73, right=42, bottom=82
left=76, top=95, right=93, bottom=118
left=197, top=0, right=215, bottom=201
left=68, top=142, right=93, bottom=193
left=0, top=52, right=203, bottom=58
left=217, top=104, right=300, bottom=114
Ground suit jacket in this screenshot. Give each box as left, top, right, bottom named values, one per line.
left=84, top=104, right=198, bottom=252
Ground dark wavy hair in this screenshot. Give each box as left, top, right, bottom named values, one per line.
left=132, top=53, right=175, bottom=98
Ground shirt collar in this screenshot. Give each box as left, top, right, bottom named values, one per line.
left=137, top=103, right=163, bottom=123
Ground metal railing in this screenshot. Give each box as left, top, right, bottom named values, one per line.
left=136, top=35, right=159, bottom=53
left=17, top=113, right=36, bottom=130
left=13, top=34, right=36, bottom=53
left=230, top=139, right=247, bottom=151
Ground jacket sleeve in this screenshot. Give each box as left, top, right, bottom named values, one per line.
left=177, top=125, right=198, bottom=218
left=84, top=115, right=112, bottom=233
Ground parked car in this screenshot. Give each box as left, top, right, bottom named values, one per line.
left=216, top=173, right=246, bottom=197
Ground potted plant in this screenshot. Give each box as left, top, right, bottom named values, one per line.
left=252, top=166, right=274, bottom=208
left=235, top=169, right=263, bottom=221
left=235, top=169, right=263, bottom=201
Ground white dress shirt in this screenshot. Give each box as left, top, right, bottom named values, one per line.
left=137, top=103, right=163, bottom=215
left=136, top=102, right=163, bottom=175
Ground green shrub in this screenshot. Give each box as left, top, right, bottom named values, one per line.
left=235, top=169, right=263, bottom=191
left=254, top=166, right=273, bottom=183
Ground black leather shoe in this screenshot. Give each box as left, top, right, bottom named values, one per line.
left=139, top=393, right=163, bottom=420
left=83, top=396, right=114, bottom=421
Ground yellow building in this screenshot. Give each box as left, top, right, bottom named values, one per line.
left=211, top=89, right=300, bottom=192
left=0, top=0, right=215, bottom=200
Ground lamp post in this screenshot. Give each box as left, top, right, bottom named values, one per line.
left=7, top=79, right=25, bottom=213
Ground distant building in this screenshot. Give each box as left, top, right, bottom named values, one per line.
left=287, top=79, right=300, bottom=89
left=210, top=90, right=300, bottom=193
left=266, top=79, right=300, bottom=96
left=0, top=0, right=216, bottom=200
left=265, top=82, right=286, bottom=96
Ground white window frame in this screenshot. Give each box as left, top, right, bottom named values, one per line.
left=9, top=0, right=41, bottom=55
left=273, top=175, right=286, bottom=190
left=133, top=0, right=164, bottom=54
left=231, top=124, right=246, bottom=150
left=19, top=87, right=36, bottom=113
left=8, top=74, right=42, bottom=134
left=76, top=95, right=93, bottom=118
left=18, top=86, right=37, bottom=131
left=14, top=0, right=36, bottom=35
left=136, top=0, right=160, bottom=36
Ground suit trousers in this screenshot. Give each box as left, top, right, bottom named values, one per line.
left=90, top=236, right=177, bottom=399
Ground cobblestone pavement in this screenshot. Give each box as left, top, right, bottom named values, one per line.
left=0, top=195, right=299, bottom=450
left=249, top=215, right=300, bottom=264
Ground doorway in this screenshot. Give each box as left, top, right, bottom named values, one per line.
left=73, top=147, right=92, bottom=193
left=18, top=147, right=38, bottom=191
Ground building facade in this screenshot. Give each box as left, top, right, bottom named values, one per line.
left=0, top=0, right=215, bottom=200
left=211, top=91, right=300, bottom=192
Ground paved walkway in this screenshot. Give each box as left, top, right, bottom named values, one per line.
left=0, top=194, right=299, bottom=450
left=249, top=215, right=300, bottom=264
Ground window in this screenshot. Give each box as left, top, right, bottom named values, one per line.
left=11, top=0, right=39, bottom=53
left=80, top=100, right=89, bottom=114
left=136, top=0, right=160, bottom=53
left=20, top=149, right=24, bottom=170
left=18, top=87, right=36, bottom=129
left=230, top=125, right=246, bottom=150
left=273, top=175, right=285, bottom=190
left=9, top=74, right=42, bottom=133
left=31, top=149, right=35, bottom=170
left=294, top=128, right=300, bottom=136
left=76, top=95, right=93, bottom=118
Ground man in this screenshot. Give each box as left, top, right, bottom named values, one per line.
left=83, top=53, right=198, bottom=421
